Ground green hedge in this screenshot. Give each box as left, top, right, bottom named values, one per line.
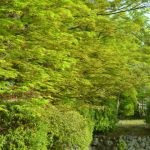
left=46, top=106, right=93, bottom=150
left=0, top=100, right=93, bottom=150
left=0, top=100, right=49, bottom=150
left=0, top=98, right=119, bottom=149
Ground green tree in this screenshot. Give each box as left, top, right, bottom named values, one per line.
left=0, top=0, right=150, bottom=149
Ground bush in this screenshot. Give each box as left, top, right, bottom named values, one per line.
left=47, top=109, right=93, bottom=150
left=77, top=99, right=118, bottom=132
left=119, top=89, right=137, bottom=117
left=0, top=100, right=49, bottom=150
left=0, top=99, right=93, bottom=150
left=145, top=101, right=150, bottom=125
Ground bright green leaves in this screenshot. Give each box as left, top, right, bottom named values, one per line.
left=0, top=100, right=93, bottom=149
left=0, top=0, right=149, bottom=139
left=119, top=88, right=138, bottom=116
left=0, top=0, right=149, bottom=103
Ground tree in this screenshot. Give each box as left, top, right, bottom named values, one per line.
left=0, top=0, right=150, bottom=148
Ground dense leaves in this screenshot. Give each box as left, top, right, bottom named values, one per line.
left=0, top=0, right=150, bottom=149
left=0, top=100, right=92, bottom=149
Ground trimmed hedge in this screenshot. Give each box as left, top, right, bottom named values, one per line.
left=0, top=99, right=93, bottom=150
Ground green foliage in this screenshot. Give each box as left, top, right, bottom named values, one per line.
left=118, top=139, right=127, bottom=150
left=0, top=0, right=149, bottom=104
left=0, top=135, right=5, bottom=149
left=145, top=101, right=150, bottom=125
left=0, top=100, right=49, bottom=150
left=78, top=99, right=118, bottom=132
left=47, top=109, right=93, bottom=150
left=137, top=84, right=150, bottom=116
left=119, top=88, right=138, bottom=117
left=0, top=0, right=150, bottom=149
left=0, top=100, right=92, bottom=150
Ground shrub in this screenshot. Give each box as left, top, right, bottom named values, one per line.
left=0, top=100, right=93, bottom=150
left=145, top=101, right=150, bottom=125
left=77, top=99, right=118, bottom=132
left=119, top=89, right=137, bottom=117
left=118, top=139, right=127, bottom=150
left=47, top=109, right=93, bottom=150
left=0, top=99, right=49, bottom=150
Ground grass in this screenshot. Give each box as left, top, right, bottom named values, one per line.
left=118, top=119, right=146, bottom=127
left=104, top=120, right=150, bottom=137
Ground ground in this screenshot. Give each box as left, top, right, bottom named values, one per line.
left=105, top=120, right=150, bottom=136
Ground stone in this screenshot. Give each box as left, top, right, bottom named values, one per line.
left=146, top=143, right=150, bottom=149
left=140, top=142, right=145, bottom=147
left=91, top=135, right=150, bottom=150
left=138, top=137, right=142, bottom=142
left=131, top=139, right=138, bottom=146
left=90, top=146, right=97, bottom=150
left=128, top=147, right=135, bottom=150
left=92, top=138, right=99, bottom=146
left=134, top=142, right=140, bottom=148
left=147, top=136, right=150, bottom=141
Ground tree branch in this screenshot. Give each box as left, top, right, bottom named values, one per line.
left=97, top=5, right=149, bottom=16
